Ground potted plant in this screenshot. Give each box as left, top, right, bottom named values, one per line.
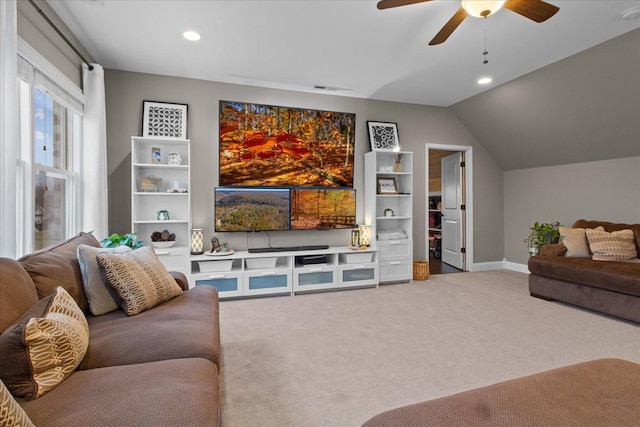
left=524, top=221, right=561, bottom=256
left=100, top=233, right=143, bottom=249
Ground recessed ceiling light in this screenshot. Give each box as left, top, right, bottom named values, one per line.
left=183, top=31, right=201, bottom=41
left=478, top=77, right=493, bottom=85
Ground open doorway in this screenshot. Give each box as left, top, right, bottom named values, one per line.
left=425, top=144, right=473, bottom=274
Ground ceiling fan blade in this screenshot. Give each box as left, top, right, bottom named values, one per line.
left=504, top=0, right=559, bottom=23
left=429, top=7, right=468, bottom=46
left=377, top=0, right=433, bottom=10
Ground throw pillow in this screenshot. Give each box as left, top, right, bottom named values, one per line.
left=0, top=287, right=89, bottom=400
left=97, top=246, right=182, bottom=316
left=559, top=226, right=604, bottom=258
left=586, top=228, right=638, bottom=261
left=1, top=380, right=35, bottom=427
left=77, top=244, right=132, bottom=316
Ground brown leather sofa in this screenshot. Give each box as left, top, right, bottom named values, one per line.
left=0, top=232, right=221, bottom=426
left=528, top=219, right=640, bottom=323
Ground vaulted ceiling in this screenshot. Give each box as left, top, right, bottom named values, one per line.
left=48, top=0, right=640, bottom=169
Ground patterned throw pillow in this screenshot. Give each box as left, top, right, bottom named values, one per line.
left=0, top=287, right=89, bottom=400
left=1, top=380, right=35, bottom=427
left=97, top=246, right=183, bottom=316
left=77, top=244, right=132, bottom=316
left=586, top=228, right=638, bottom=261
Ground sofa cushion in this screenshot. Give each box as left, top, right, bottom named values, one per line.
left=558, top=226, right=604, bottom=258
left=0, top=258, right=39, bottom=333
left=97, top=246, right=183, bottom=316
left=18, top=358, right=219, bottom=427
left=18, top=232, right=101, bottom=314
left=1, top=380, right=35, bottom=427
left=586, top=228, right=638, bottom=262
left=528, top=255, right=640, bottom=297
left=77, top=244, right=132, bottom=316
left=0, top=287, right=89, bottom=400
left=573, top=220, right=640, bottom=257
left=79, top=285, right=220, bottom=370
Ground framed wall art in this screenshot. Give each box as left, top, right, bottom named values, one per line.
left=142, top=101, right=188, bottom=139
left=377, top=177, right=398, bottom=194
left=367, top=121, right=400, bottom=152
left=219, top=100, right=356, bottom=187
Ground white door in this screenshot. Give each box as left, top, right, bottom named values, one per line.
left=441, top=152, right=464, bottom=270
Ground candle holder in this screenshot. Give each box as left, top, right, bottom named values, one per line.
left=358, top=225, right=372, bottom=246
left=191, top=229, right=204, bottom=254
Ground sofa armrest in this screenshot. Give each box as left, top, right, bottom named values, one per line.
left=170, top=271, right=189, bottom=291
left=539, top=243, right=567, bottom=257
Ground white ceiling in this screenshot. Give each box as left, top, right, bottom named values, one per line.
left=49, top=0, right=640, bottom=107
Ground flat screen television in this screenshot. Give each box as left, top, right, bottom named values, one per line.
left=290, top=188, right=356, bottom=230
left=214, top=187, right=291, bottom=232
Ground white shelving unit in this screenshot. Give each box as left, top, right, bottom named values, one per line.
left=364, top=151, right=413, bottom=283
left=131, top=136, right=191, bottom=274
left=189, top=247, right=378, bottom=299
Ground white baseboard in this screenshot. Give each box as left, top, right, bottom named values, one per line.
left=470, top=260, right=530, bottom=274
left=504, top=260, right=530, bottom=274
left=471, top=261, right=506, bottom=272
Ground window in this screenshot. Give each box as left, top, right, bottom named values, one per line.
left=17, top=55, right=83, bottom=253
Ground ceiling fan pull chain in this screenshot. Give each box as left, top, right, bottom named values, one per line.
left=483, top=18, right=489, bottom=64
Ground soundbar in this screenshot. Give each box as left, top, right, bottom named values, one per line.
left=248, top=245, right=329, bottom=253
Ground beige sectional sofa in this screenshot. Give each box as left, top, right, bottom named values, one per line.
left=0, top=232, right=221, bottom=426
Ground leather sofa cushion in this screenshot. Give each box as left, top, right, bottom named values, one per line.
left=18, top=232, right=101, bottom=314
left=79, top=285, right=220, bottom=370
left=0, top=258, right=39, bottom=332
left=528, top=255, right=640, bottom=297
left=19, top=358, right=219, bottom=427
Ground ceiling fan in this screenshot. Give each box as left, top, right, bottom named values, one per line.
left=377, top=0, right=560, bottom=45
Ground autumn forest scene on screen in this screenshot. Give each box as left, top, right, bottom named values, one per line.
left=219, top=101, right=355, bottom=187
left=291, top=189, right=356, bottom=230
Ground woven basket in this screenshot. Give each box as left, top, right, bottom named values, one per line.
left=413, top=260, right=430, bottom=281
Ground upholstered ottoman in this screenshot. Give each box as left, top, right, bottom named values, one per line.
left=362, top=358, right=640, bottom=426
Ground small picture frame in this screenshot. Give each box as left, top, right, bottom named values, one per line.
left=367, top=121, right=400, bottom=152
left=377, top=177, right=398, bottom=194
left=142, top=101, right=188, bottom=139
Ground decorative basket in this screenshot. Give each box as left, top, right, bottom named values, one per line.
left=413, top=260, right=430, bottom=281
left=141, top=175, right=163, bottom=192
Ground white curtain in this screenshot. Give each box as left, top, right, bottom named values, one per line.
left=0, top=0, right=18, bottom=257
left=82, top=63, right=109, bottom=240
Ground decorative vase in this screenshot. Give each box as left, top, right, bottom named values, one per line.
left=157, top=210, right=170, bottom=221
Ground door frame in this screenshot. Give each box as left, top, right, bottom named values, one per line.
left=425, top=143, right=474, bottom=272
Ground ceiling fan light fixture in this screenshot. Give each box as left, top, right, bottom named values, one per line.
left=461, top=0, right=505, bottom=18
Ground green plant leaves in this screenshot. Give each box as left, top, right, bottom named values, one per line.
left=100, top=233, right=143, bottom=249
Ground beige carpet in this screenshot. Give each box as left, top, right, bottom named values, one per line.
left=218, top=270, right=639, bottom=427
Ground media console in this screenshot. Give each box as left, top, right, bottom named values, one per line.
left=248, top=245, right=329, bottom=253
left=188, top=246, right=378, bottom=298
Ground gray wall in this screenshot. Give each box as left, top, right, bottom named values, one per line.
left=17, top=0, right=92, bottom=86
left=450, top=29, right=640, bottom=171
left=105, top=70, right=504, bottom=263
left=504, top=156, right=640, bottom=265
